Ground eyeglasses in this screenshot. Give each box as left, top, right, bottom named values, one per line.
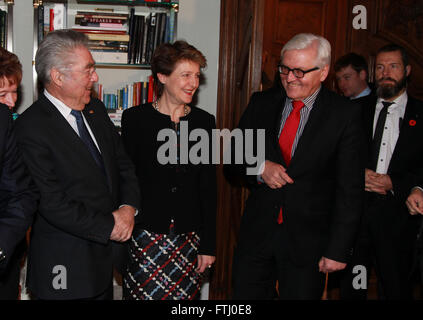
left=63, top=65, right=97, bottom=77
left=278, top=65, right=319, bottom=78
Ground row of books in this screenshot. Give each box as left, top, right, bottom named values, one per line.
left=37, top=3, right=67, bottom=45
left=72, top=9, right=130, bottom=64
left=96, top=75, right=155, bottom=111
left=35, top=3, right=176, bottom=66
left=0, top=9, right=8, bottom=49
left=127, top=10, right=176, bottom=64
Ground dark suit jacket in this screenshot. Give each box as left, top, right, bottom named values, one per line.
left=357, top=94, right=423, bottom=243
left=0, top=104, right=37, bottom=272
left=358, top=94, right=423, bottom=203
left=233, top=86, right=365, bottom=266
left=15, top=95, right=140, bottom=299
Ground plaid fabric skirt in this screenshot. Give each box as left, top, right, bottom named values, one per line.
left=123, top=228, right=201, bottom=300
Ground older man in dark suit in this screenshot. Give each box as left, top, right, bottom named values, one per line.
left=0, top=47, right=38, bottom=299
left=231, top=33, right=365, bottom=300
left=15, top=30, right=140, bottom=300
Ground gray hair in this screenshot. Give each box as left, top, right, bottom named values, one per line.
left=281, top=33, right=331, bottom=68
left=35, top=29, right=89, bottom=85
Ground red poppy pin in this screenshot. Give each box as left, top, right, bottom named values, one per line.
left=409, top=119, right=416, bottom=126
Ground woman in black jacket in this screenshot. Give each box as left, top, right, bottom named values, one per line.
left=121, top=41, right=216, bottom=300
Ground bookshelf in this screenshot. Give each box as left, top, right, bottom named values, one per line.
left=0, top=0, right=14, bottom=52
left=32, top=0, right=179, bottom=126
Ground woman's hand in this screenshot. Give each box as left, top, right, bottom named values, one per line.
left=196, top=254, right=216, bottom=273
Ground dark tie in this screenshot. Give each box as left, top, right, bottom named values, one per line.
left=70, top=110, right=106, bottom=176
left=370, top=101, right=393, bottom=170
left=277, top=100, right=305, bottom=224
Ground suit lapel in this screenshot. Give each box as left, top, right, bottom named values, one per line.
left=388, top=97, right=420, bottom=172
left=82, top=103, right=113, bottom=189
left=271, top=89, right=288, bottom=166
left=39, top=95, right=86, bottom=150
left=40, top=95, right=111, bottom=188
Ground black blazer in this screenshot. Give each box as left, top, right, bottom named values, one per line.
left=15, top=95, right=140, bottom=299
left=232, top=86, right=365, bottom=265
left=0, top=104, right=37, bottom=272
left=359, top=94, right=423, bottom=203
left=121, top=104, right=217, bottom=255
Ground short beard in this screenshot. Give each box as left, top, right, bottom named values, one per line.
left=376, top=74, right=407, bottom=100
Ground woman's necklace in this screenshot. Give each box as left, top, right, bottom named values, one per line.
left=153, top=100, right=189, bottom=117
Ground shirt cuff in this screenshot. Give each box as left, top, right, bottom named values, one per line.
left=119, top=204, right=139, bottom=216
left=256, top=161, right=266, bottom=183
left=412, top=186, right=423, bottom=193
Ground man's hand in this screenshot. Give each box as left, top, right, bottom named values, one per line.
left=365, top=169, right=392, bottom=195
left=196, top=255, right=216, bottom=273
left=406, top=188, right=423, bottom=215
left=110, top=205, right=135, bottom=242
left=261, top=160, right=294, bottom=189
left=318, top=256, right=346, bottom=273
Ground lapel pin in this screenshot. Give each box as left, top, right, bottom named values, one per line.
left=89, top=110, right=94, bottom=114
left=409, top=119, right=416, bottom=126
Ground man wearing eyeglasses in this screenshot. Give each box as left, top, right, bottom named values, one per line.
left=14, top=30, right=140, bottom=300
left=231, top=33, right=365, bottom=299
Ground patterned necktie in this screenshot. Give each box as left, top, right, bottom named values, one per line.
left=370, top=101, right=393, bottom=171
left=70, top=110, right=106, bottom=176
left=277, top=100, right=305, bottom=224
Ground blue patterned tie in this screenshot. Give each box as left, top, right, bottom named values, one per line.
left=70, top=110, right=106, bottom=176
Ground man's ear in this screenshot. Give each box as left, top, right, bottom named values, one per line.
left=359, top=70, right=367, bottom=81
left=50, top=68, right=64, bottom=87
left=320, top=64, right=330, bottom=82
left=405, top=65, right=411, bottom=77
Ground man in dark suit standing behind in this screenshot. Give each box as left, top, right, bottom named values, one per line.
left=231, top=33, right=364, bottom=299
left=0, top=48, right=38, bottom=299
left=15, top=30, right=140, bottom=300
left=343, top=44, right=423, bottom=299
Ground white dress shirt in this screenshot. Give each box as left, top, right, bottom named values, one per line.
left=373, top=91, right=408, bottom=174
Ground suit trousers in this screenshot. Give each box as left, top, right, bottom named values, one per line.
left=232, top=222, right=326, bottom=300
left=342, top=193, right=416, bottom=299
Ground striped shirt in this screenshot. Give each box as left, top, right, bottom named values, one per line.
left=279, top=86, right=321, bottom=158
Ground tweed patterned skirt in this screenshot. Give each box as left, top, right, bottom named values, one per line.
left=123, top=228, right=201, bottom=300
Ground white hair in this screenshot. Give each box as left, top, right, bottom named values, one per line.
left=281, top=33, right=331, bottom=68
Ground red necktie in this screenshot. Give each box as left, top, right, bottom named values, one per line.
left=277, top=100, right=305, bottom=224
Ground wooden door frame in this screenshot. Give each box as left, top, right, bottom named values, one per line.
left=210, top=0, right=264, bottom=300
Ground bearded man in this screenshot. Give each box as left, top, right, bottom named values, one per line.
left=341, top=44, right=423, bottom=300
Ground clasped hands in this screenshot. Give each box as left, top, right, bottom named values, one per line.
left=110, top=205, right=136, bottom=242
left=365, top=169, right=392, bottom=195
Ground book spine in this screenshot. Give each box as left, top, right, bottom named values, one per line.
left=0, top=10, right=5, bottom=49
left=85, top=33, right=130, bottom=42
left=37, top=5, right=44, bottom=45
left=146, top=12, right=157, bottom=64
left=127, top=8, right=135, bottom=64
left=169, top=7, right=177, bottom=43
left=76, top=17, right=127, bottom=24
left=141, top=16, right=149, bottom=64
left=53, top=3, right=66, bottom=31
left=49, top=9, right=54, bottom=31
left=147, top=75, right=154, bottom=103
